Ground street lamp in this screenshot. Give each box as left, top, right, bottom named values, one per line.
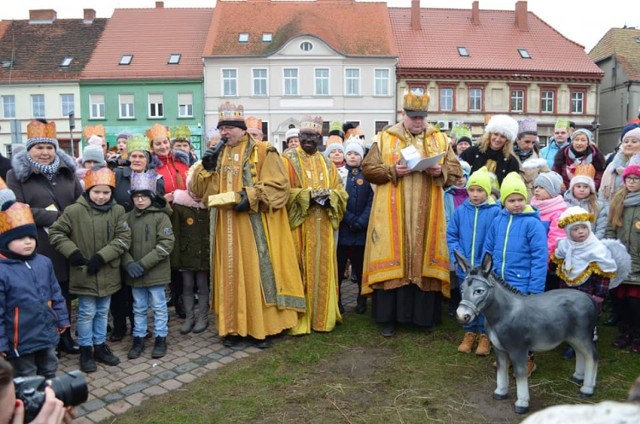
left=68, top=112, right=75, bottom=157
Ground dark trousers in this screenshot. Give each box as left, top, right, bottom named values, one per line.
left=337, top=245, right=365, bottom=286
left=110, top=270, right=133, bottom=335
left=372, top=284, right=442, bottom=328
left=10, top=347, right=58, bottom=379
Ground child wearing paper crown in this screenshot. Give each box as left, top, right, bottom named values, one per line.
left=606, top=160, right=640, bottom=354
left=48, top=167, right=131, bottom=374
left=0, top=179, right=70, bottom=379
left=447, top=167, right=500, bottom=356
left=123, top=171, right=174, bottom=360
left=483, top=172, right=547, bottom=375
left=563, top=164, right=609, bottom=239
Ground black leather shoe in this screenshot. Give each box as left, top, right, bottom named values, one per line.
left=381, top=323, right=396, bottom=337
left=251, top=337, right=272, bottom=350
left=356, top=296, right=367, bottom=314
left=222, top=335, right=242, bottom=347
left=604, top=314, right=619, bottom=326
left=59, top=328, right=80, bottom=354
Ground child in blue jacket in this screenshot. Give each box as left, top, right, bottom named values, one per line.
left=447, top=167, right=500, bottom=356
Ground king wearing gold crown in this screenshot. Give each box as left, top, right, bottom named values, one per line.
left=360, top=89, right=463, bottom=337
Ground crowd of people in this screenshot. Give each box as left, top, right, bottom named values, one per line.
left=1, top=89, right=640, bottom=423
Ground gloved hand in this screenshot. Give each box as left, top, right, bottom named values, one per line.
left=68, top=250, right=88, bottom=267
left=126, top=262, right=145, bottom=279
left=234, top=189, right=250, bottom=212
left=202, top=140, right=225, bottom=171
left=86, top=254, right=104, bottom=276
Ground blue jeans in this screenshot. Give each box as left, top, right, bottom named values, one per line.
left=463, top=313, right=486, bottom=334
left=132, top=285, right=168, bottom=338
left=77, top=295, right=111, bottom=346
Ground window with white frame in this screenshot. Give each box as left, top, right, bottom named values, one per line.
left=345, top=68, right=360, bottom=96
left=31, top=94, right=45, bottom=118
left=439, top=88, right=453, bottom=111
left=2, top=95, right=16, bottom=118
left=541, top=90, right=554, bottom=113
left=60, top=94, right=74, bottom=117
left=283, top=68, right=298, bottom=96
left=119, top=94, right=135, bottom=119
left=148, top=94, right=164, bottom=118
left=571, top=91, right=585, bottom=114
left=315, top=68, right=329, bottom=95
left=252, top=69, right=267, bottom=96
left=89, top=94, right=105, bottom=119
left=511, top=89, right=525, bottom=112
left=222, top=69, right=237, bottom=96
left=374, top=69, right=389, bottom=96
left=178, top=93, right=193, bottom=118
left=468, top=88, right=483, bottom=112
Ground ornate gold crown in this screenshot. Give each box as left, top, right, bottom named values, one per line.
left=574, top=164, right=596, bottom=179
left=171, top=124, right=191, bottom=141
left=218, top=101, right=244, bottom=122
left=146, top=124, right=170, bottom=141
left=27, top=120, right=56, bottom=140
left=84, top=167, right=116, bottom=190
left=245, top=117, right=262, bottom=130
left=403, top=90, right=430, bottom=112
left=0, top=202, right=35, bottom=235
left=300, top=115, right=324, bottom=134
left=127, top=134, right=151, bottom=154
left=83, top=125, right=106, bottom=140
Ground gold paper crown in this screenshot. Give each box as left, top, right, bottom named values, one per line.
left=84, top=167, right=116, bottom=190
left=0, top=202, right=35, bottom=235
left=171, top=124, right=191, bottom=141
left=218, top=101, right=244, bottom=122
left=0, top=176, right=7, bottom=191
left=83, top=125, right=106, bottom=140
left=245, top=117, right=262, bottom=130
left=403, top=89, right=430, bottom=112
left=555, top=118, right=570, bottom=130
left=146, top=124, right=170, bottom=141
left=27, top=120, right=56, bottom=140
left=558, top=211, right=595, bottom=229
left=574, top=164, right=596, bottom=179
left=300, top=115, right=324, bottom=134
left=127, top=134, right=151, bottom=154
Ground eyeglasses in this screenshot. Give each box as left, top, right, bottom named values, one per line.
left=625, top=176, right=640, bottom=182
left=132, top=194, right=149, bottom=200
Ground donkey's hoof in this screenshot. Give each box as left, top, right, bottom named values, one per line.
left=514, top=405, right=530, bottom=414
left=493, top=392, right=509, bottom=400
left=570, top=376, right=584, bottom=384
left=579, top=389, right=594, bottom=398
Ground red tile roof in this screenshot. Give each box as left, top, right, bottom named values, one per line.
left=204, top=0, right=397, bottom=58
left=82, top=8, right=213, bottom=81
left=589, top=28, right=640, bottom=82
left=0, top=19, right=107, bottom=83
left=389, top=7, right=602, bottom=79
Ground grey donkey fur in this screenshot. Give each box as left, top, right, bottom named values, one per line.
left=454, top=251, right=599, bottom=415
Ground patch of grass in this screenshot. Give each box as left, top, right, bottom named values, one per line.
left=103, top=312, right=640, bottom=424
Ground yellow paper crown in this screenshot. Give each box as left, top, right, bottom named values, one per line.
left=84, top=167, right=116, bottom=190
left=300, top=115, right=324, bottom=134
left=171, top=124, right=191, bottom=141
left=146, top=124, right=170, bottom=141
left=218, top=101, right=244, bottom=122
left=403, top=89, right=430, bottom=112
left=555, top=118, right=570, bottom=130
left=0, top=202, right=35, bottom=235
left=127, top=134, right=151, bottom=154
left=83, top=125, right=106, bottom=140
left=574, top=164, right=596, bottom=179
left=245, top=117, right=262, bottom=130
left=27, top=120, right=56, bottom=140
left=558, top=207, right=595, bottom=229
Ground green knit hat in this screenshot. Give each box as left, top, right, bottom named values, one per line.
left=467, top=166, right=492, bottom=198
left=500, top=172, right=528, bottom=204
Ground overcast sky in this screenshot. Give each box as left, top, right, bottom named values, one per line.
left=1, top=0, right=637, bottom=52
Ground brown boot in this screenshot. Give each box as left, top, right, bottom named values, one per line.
left=458, top=332, right=477, bottom=353
left=475, top=334, right=491, bottom=356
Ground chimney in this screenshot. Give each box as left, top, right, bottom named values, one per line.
left=83, top=9, right=96, bottom=24
left=515, top=1, right=528, bottom=31
left=29, top=9, right=57, bottom=24
left=471, top=1, right=480, bottom=25
left=411, top=0, right=421, bottom=31
left=156, top=1, right=164, bottom=8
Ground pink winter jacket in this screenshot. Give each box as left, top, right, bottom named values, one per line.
left=530, top=195, right=568, bottom=258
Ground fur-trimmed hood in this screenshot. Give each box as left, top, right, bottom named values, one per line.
left=11, top=149, right=78, bottom=183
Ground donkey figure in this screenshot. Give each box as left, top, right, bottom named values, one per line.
left=454, top=251, right=599, bottom=414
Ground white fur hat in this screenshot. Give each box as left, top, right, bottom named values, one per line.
left=485, top=115, right=519, bottom=143
left=285, top=128, right=299, bottom=141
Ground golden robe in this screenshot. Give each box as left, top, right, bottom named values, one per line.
left=189, top=136, right=305, bottom=339
left=282, top=147, right=348, bottom=334
left=362, top=122, right=462, bottom=298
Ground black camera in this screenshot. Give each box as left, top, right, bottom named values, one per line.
left=13, top=370, right=88, bottom=423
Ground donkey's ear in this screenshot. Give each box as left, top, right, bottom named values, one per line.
left=481, top=252, right=493, bottom=275
left=453, top=250, right=469, bottom=274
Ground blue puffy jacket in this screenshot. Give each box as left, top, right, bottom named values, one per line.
left=447, top=199, right=501, bottom=281
left=483, top=206, right=548, bottom=294
left=0, top=254, right=69, bottom=358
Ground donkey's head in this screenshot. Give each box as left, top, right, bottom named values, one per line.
left=454, top=251, right=494, bottom=325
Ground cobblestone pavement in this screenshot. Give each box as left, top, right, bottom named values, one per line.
left=59, top=280, right=360, bottom=423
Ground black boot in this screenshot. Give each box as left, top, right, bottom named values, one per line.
left=58, top=328, right=80, bottom=355
left=127, top=337, right=145, bottom=359
left=356, top=295, right=367, bottom=314
left=174, top=294, right=186, bottom=319
left=79, top=346, right=97, bottom=373
left=94, top=343, right=120, bottom=366
left=151, top=336, right=167, bottom=358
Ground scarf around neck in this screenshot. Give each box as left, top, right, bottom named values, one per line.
left=555, top=233, right=617, bottom=285
left=27, top=154, right=60, bottom=181
left=513, top=143, right=533, bottom=162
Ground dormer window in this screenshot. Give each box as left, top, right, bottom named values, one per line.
left=168, top=54, right=181, bottom=64
left=119, top=54, right=133, bottom=65
left=60, top=57, right=73, bottom=67
left=300, top=41, right=313, bottom=52
left=457, top=47, right=469, bottom=57
left=262, top=33, right=272, bottom=43
left=518, top=49, right=531, bottom=59
left=238, top=33, right=249, bottom=43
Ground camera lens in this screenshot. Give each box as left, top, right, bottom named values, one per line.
left=49, top=370, right=88, bottom=406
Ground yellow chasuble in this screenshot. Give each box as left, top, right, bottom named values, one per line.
left=361, top=122, right=462, bottom=298
left=283, top=147, right=348, bottom=334
left=189, top=137, right=305, bottom=339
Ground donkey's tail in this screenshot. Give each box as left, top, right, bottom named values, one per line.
left=602, top=239, right=632, bottom=289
